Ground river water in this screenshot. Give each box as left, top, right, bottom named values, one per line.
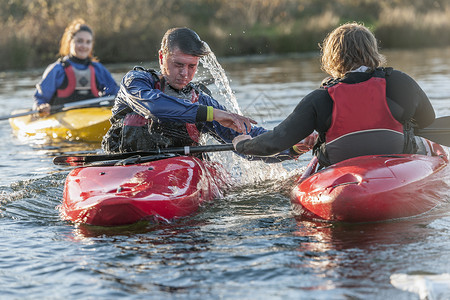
left=1, top=48, right=450, bottom=299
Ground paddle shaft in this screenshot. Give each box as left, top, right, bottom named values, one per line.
left=57, top=95, right=115, bottom=110
left=0, top=95, right=115, bottom=121
left=53, top=143, right=235, bottom=166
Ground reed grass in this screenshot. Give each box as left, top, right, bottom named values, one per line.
left=1, top=0, right=449, bottom=70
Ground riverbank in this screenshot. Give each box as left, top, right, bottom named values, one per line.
left=1, top=0, right=450, bottom=70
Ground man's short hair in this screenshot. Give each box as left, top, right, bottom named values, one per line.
left=160, top=27, right=210, bottom=57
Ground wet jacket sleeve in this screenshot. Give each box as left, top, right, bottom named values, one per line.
left=112, top=70, right=208, bottom=123
left=92, top=62, right=119, bottom=96
left=235, top=90, right=321, bottom=157
left=33, top=62, right=66, bottom=107
left=386, top=70, right=435, bottom=128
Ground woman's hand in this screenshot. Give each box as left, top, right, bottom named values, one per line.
left=232, top=134, right=252, bottom=150
left=292, top=132, right=318, bottom=154
left=37, top=103, right=51, bottom=117
left=213, top=109, right=256, bottom=133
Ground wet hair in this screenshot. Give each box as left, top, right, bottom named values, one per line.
left=160, top=27, right=210, bottom=57
left=59, top=18, right=95, bottom=59
left=320, top=22, right=386, bottom=78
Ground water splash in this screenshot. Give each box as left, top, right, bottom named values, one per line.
left=199, top=51, right=295, bottom=186
left=200, top=52, right=241, bottom=114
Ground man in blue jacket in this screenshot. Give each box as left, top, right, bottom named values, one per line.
left=102, top=27, right=304, bottom=160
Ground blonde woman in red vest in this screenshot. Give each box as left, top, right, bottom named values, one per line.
left=233, top=22, right=436, bottom=167
left=33, top=19, right=119, bottom=117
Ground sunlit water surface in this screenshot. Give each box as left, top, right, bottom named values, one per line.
left=1, top=48, right=450, bottom=299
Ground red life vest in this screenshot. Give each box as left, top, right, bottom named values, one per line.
left=324, top=70, right=404, bottom=164
left=53, top=60, right=100, bottom=105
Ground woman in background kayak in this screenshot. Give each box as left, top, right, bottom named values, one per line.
left=233, top=22, right=436, bottom=167
left=33, top=18, right=119, bottom=117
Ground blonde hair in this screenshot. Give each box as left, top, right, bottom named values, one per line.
left=320, top=22, right=385, bottom=78
left=59, top=18, right=95, bottom=60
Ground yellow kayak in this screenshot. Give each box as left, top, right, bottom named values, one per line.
left=9, top=107, right=112, bottom=143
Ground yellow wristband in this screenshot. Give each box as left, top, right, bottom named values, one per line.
left=292, top=145, right=301, bottom=154
left=206, top=106, right=214, bottom=122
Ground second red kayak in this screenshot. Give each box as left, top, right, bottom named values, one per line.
left=291, top=141, right=449, bottom=223
left=60, top=156, right=230, bottom=226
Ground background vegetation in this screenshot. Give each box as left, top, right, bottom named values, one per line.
left=1, top=0, right=450, bottom=70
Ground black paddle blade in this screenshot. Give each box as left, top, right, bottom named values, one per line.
left=65, top=154, right=177, bottom=167
left=417, top=116, right=450, bottom=147
left=53, top=144, right=235, bottom=166
left=52, top=151, right=158, bottom=166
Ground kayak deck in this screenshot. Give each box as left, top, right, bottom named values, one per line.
left=291, top=152, right=449, bottom=223
left=60, top=156, right=230, bottom=226
left=9, top=107, right=112, bottom=142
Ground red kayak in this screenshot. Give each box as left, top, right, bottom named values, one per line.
left=60, top=156, right=230, bottom=226
left=291, top=141, right=449, bottom=223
